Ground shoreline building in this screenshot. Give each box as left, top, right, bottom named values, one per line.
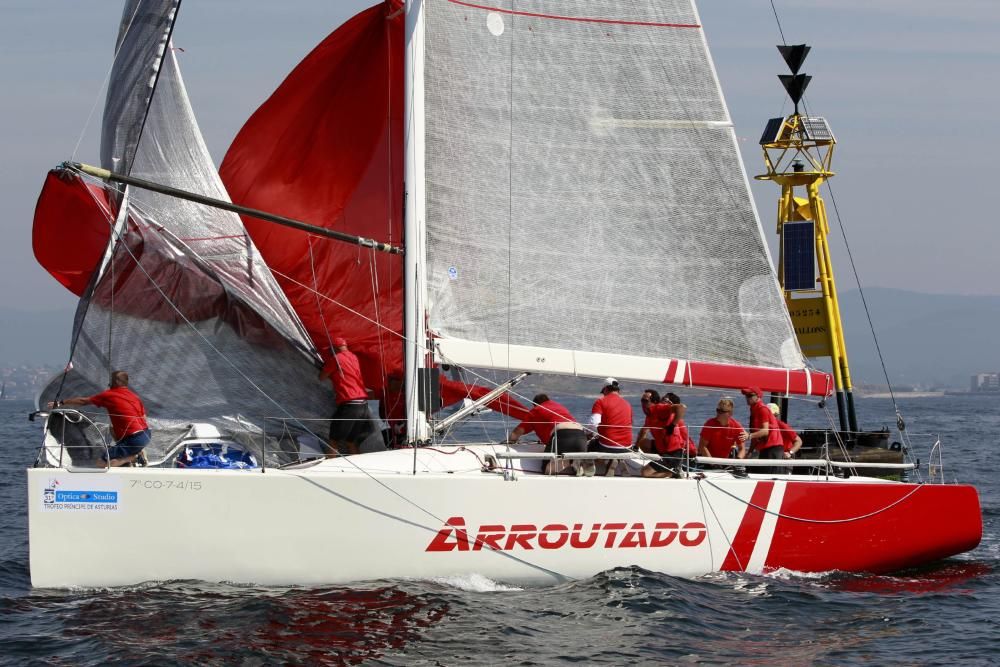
left=970, top=372, right=1000, bottom=393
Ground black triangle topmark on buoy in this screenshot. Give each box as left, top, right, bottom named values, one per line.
left=779, top=73, right=812, bottom=109
left=778, top=43, right=811, bottom=74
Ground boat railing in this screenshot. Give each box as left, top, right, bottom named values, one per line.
left=927, top=439, right=944, bottom=483
left=32, top=409, right=930, bottom=480
left=491, top=450, right=916, bottom=476
left=35, top=408, right=111, bottom=473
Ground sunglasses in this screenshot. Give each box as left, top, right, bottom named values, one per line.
left=716, top=409, right=731, bottom=414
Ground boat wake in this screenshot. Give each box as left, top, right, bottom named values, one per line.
left=429, top=573, right=523, bottom=593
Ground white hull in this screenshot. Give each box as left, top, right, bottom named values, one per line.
left=27, top=446, right=981, bottom=588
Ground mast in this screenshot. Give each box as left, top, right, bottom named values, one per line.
left=404, top=0, right=431, bottom=443
left=756, top=44, right=858, bottom=433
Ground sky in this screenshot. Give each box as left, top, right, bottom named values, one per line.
left=1, top=0, right=999, bottom=315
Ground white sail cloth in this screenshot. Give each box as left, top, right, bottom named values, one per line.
left=41, top=0, right=333, bottom=462
left=421, top=0, right=806, bottom=382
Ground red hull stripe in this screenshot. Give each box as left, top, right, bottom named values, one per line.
left=662, top=360, right=832, bottom=397
left=446, top=0, right=702, bottom=29
left=721, top=481, right=774, bottom=571
left=765, top=482, right=982, bottom=574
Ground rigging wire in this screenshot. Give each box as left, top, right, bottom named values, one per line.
left=702, top=477, right=926, bottom=524
left=307, top=236, right=336, bottom=354
left=107, top=241, right=114, bottom=374
left=124, top=2, right=183, bottom=181
left=65, top=167, right=569, bottom=580
left=766, top=1, right=905, bottom=428
left=822, top=181, right=904, bottom=427
left=368, top=247, right=390, bottom=396
left=70, top=2, right=143, bottom=161
left=59, top=1, right=145, bottom=400
left=504, top=0, right=516, bottom=436
left=769, top=0, right=787, bottom=46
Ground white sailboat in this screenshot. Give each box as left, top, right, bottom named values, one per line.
left=27, top=0, right=980, bottom=588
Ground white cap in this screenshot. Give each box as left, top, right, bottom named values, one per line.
left=603, top=377, right=617, bottom=386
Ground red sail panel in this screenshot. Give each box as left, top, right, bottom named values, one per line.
left=220, top=1, right=404, bottom=389
left=32, top=171, right=115, bottom=296
left=663, top=360, right=832, bottom=397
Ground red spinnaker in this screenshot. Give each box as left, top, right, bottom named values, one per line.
left=33, top=171, right=115, bottom=296
left=220, top=1, right=404, bottom=390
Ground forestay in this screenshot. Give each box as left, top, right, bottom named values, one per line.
left=420, top=0, right=823, bottom=394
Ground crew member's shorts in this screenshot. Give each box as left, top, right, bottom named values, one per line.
left=546, top=428, right=587, bottom=455
left=649, top=449, right=685, bottom=474
left=757, top=445, right=785, bottom=475
left=330, top=402, right=376, bottom=444
left=103, top=428, right=151, bottom=461
left=587, top=439, right=631, bottom=455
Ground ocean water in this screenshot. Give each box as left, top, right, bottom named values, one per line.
left=0, top=394, right=997, bottom=665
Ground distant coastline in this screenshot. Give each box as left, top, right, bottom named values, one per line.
left=860, top=391, right=944, bottom=399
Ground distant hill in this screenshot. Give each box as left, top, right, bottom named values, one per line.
left=0, top=307, right=74, bottom=365
left=838, top=288, right=1000, bottom=389
left=1, top=289, right=996, bottom=388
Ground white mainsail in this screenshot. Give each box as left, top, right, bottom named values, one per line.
left=416, top=0, right=809, bottom=389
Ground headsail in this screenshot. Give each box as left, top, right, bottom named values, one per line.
left=33, top=0, right=333, bottom=461
left=416, top=0, right=830, bottom=396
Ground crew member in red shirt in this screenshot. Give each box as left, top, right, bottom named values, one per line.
left=588, top=378, right=633, bottom=450
left=634, top=389, right=662, bottom=453
left=506, top=394, right=586, bottom=475
left=320, top=337, right=374, bottom=456
left=49, top=370, right=150, bottom=467
left=698, top=397, right=748, bottom=463
left=768, top=403, right=803, bottom=462
left=642, top=403, right=692, bottom=478
left=741, top=386, right=784, bottom=474
left=586, top=378, right=634, bottom=476
left=644, top=396, right=677, bottom=456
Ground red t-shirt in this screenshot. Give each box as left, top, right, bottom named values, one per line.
left=664, top=420, right=695, bottom=454
left=699, top=417, right=745, bottom=458
left=749, top=401, right=783, bottom=451
left=644, top=403, right=675, bottom=454
left=322, top=350, right=368, bottom=403
left=775, top=419, right=799, bottom=452
left=88, top=386, right=148, bottom=441
left=591, top=392, right=633, bottom=448
left=516, top=400, right=575, bottom=445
